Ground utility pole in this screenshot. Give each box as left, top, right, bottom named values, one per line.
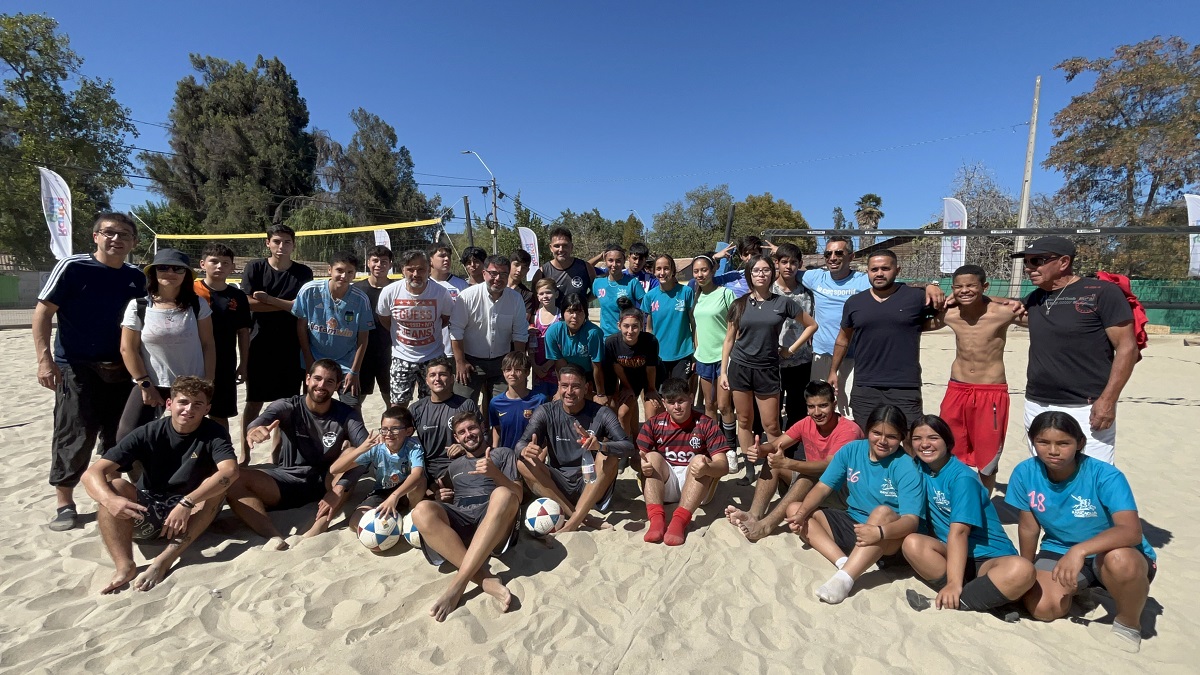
left=462, top=150, right=499, bottom=254
left=1010, top=76, right=1041, bottom=298
left=463, top=195, right=474, bottom=247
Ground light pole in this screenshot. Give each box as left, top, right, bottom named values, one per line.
left=461, top=150, right=499, bottom=254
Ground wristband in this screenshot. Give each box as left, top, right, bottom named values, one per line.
left=348, top=370, right=358, bottom=376
left=179, top=498, right=196, bottom=510
left=878, top=525, right=885, bottom=542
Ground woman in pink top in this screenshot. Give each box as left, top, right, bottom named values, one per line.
left=726, top=380, right=863, bottom=541
left=530, top=278, right=560, bottom=398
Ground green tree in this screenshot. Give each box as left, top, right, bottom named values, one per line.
left=0, top=13, right=136, bottom=266
left=649, top=184, right=734, bottom=258
left=832, top=206, right=849, bottom=230
left=1044, top=36, right=1200, bottom=226
left=854, top=193, right=884, bottom=249
left=734, top=192, right=813, bottom=254
left=558, top=208, right=621, bottom=259
left=141, top=54, right=316, bottom=234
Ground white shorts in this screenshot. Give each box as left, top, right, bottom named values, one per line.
left=1024, top=399, right=1117, bottom=465
left=662, top=464, right=690, bottom=504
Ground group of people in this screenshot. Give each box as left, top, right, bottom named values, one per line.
left=34, top=214, right=1153, bottom=647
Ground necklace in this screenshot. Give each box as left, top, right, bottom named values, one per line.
left=1044, top=277, right=1077, bottom=315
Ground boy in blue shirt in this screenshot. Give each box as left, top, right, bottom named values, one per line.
left=785, top=405, right=925, bottom=605
left=901, top=415, right=1035, bottom=615
left=293, top=251, right=375, bottom=408
left=489, top=351, right=547, bottom=450
left=330, top=404, right=426, bottom=531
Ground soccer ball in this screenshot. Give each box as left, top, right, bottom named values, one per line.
left=399, top=512, right=422, bottom=549
left=357, top=508, right=401, bottom=552
left=524, top=497, right=562, bottom=537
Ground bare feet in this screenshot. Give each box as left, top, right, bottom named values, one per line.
left=133, top=561, right=168, bottom=591
left=263, top=536, right=289, bottom=551
left=480, top=577, right=514, bottom=613
left=429, top=581, right=468, bottom=622
left=101, top=563, right=137, bottom=594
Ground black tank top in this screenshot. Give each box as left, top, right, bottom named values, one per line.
left=541, top=258, right=592, bottom=310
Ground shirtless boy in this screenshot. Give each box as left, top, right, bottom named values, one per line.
left=932, top=265, right=1021, bottom=492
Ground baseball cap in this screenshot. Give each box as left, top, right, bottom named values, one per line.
left=1010, top=236, right=1076, bottom=259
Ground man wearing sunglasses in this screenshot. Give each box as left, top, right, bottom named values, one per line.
left=1012, top=237, right=1137, bottom=464
left=35, top=213, right=147, bottom=531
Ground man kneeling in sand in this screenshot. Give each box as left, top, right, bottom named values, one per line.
left=83, top=376, right=238, bottom=593
left=726, top=380, right=863, bottom=541
left=412, top=411, right=520, bottom=621
left=227, top=359, right=368, bottom=549
left=515, top=364, right=635, bottom=533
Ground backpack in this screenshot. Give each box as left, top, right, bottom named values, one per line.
left=135, top=294, right=202, bottom=323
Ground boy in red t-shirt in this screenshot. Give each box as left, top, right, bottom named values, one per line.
left=636, top=378, right=729, bottom=545
left=726, top=380, right=863, bottom=541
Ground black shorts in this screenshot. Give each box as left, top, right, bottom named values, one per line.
left=1034, top=550, right=1157, bottom=589
left=421, top=495, right=520, bottom=566
left=210, top=369, right=238, bottom=419
left=259, top=466, right=326, bottom=511
left=358, top=348, right=390, bottom=397
left=549, top=463, right=615, bottom=512
left=247, top=331, right=304, bottom=403
left=132, top=490, right=184, bottom=540
left=424, top=457, right=452, bottom=489
left=726, top=359, right=780, bottom=396
left=850, top=385, right=922, bottom=431
left=50, top=363, right=133, bottom=489
left=357, top=490, right=411, bottom=512
left=819, top=507, right=908, bottom=569
left=659, top=356, right=695, bottom=383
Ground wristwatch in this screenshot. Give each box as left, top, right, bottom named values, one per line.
left=134, top=376, right=152, bottom=389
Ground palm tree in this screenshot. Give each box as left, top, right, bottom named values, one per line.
left=854, top=193, right=884, bottom=250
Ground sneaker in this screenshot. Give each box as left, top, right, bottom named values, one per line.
left=48, top=505, right=77, bottom=532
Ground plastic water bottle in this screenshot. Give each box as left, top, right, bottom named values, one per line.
left=726, top=449, right=739, bottom=474
left=581, top=451, right=597, bottom=484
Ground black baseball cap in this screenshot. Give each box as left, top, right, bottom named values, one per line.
left=1011, top=236, right=1076, bottom=259
left=144, top=248, right=193, bottom=276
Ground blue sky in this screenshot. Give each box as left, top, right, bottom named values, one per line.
left=11, top=1, right=1196, bottom=239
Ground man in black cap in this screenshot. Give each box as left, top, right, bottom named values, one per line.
left=1013, top=236, right=1137, bottom=464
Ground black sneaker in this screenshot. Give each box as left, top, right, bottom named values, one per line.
left=48, top=505, right=77, bottom=531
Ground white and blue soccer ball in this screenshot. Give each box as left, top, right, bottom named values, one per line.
left=524, top=497, right=563, bottom=537
left=399, top=512, right=422, bottom=549
left=357, top=508, right=401, bottom=552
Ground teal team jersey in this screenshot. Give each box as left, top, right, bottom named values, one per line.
left=920, top=456, right=1017, bottom=560
left=820, top=439, right=925, bottom=524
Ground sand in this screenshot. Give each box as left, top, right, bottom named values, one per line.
left=0, top=328, right=1196, bottom=674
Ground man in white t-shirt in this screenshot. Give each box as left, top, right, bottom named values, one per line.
left=376, top=249, right=454, bottom=405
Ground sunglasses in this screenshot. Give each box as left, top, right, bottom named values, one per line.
left=156, top=265, right=188, bottom=274
left=823, top=250, right=848, bottom=258
left=1023, top=255, right=1061, bottom=268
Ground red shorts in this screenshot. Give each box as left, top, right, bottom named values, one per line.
left=939, top=380, right=1009, bottom=475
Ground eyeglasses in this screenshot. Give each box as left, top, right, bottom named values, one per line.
left=482, top=269, right=507, bottom=278
left=750, top=268, right=773, bottom=276
left=96, top=229, right=135, bottom=241
left=823, top=250, right=848, bottom=258
left=156, top=265, right=188, bottom=274
left=1023, top=255, right=1061, bottom=268
left=378, top=427, right=408, bottom=436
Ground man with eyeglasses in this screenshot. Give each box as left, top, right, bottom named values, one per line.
left=1012, top=237, right=1137, bottom=464
left=800, top=236, right=944, bottom=419
left=449, top=255, right=529, bottom=423
left=35, top=213, right=147, bottom=531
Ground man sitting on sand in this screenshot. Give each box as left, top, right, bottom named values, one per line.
left=515, top=364, right=635, bottom=533
left=411, top=411, right=520, bottom=621
left=637, top=377, right=728, bottom=545
left=726, top=380, right=863, bottom=541
left=226, top=359, right=368, bottom=549
left=82, top=376, right=238, bottom=593
left=929, top=265, right=1022, bottom=493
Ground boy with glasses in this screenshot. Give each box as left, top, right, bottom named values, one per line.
left=330, top=404, right=426, bottom=531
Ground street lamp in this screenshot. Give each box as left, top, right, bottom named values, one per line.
left=461, top=150, right=499, bottom=254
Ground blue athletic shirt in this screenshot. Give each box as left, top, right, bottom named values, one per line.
left=592, top=275, right=646, bottom=336
left=39, top=254, right=146, bottom=364
left=291, top=280, right=376, bottom=373
left=643, top=284, right=695, bottom=361
left=712, top=271, right=749, bottom=298
left=354, top=436, right=425, bottom=490
left=920, top=456, right=1017, bottom=560
left=489, top=391, right=549, bottom=449
left=544, top=320, right=604, bottom=369
left=819, top=439, right=925, bottom=524
left=1005, top=456, right=1156, bottom=562
left=800, top=269, right=871, bottom=355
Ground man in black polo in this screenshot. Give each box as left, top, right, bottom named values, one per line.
left=828, top=250, right=937, bottom=429
left=35, top=213, right=146, bottom=531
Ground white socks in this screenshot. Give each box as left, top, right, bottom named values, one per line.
left=834, top=556, right=848, bottom=570
left=817, top=570, right=855, bottom=604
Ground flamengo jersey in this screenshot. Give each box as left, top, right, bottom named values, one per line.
left=636, top=410, right=728, bottom=467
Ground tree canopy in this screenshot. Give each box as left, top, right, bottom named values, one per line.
left=0, top=13, right=136, bottom=266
